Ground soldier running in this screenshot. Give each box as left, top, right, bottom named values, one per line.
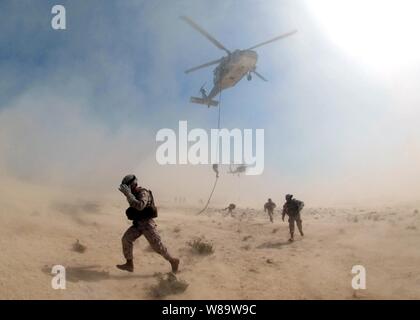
left=282, top=194, right=304, bottom=242
left=116, top=174, right=180, bottom=273
left=264, top=198, right=277, bottom=223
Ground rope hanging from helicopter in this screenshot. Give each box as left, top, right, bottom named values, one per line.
left=197, top=90, right=222, bottom=215
left=180, top=15, right=298, bottom=214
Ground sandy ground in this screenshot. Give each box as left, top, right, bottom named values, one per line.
left=0, top=180, right=420, bottom=300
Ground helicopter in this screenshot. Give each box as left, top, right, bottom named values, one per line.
left=181, top=16, right=297, bottom=107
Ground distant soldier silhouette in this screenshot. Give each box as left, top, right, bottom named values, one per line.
left=264, top=198, right=277, bottom=223
left=282, top=194, right=304, bottom=242
left=116, top=174, right=180, bottom=273
left=223, top=203, right=236, bottom=216
left=212, top=164, right=219, bottom=178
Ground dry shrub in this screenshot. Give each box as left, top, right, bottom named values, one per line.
left=150, top=273, right=188, bottom=298
left=187, top=237, right=214, bottom=255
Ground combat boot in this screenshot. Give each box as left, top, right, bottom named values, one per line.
left=116, top=259, right=134, bottom=272
left=169, top=258, right=180, bottom=273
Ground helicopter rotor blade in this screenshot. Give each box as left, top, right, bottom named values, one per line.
left=246, top=30, right=297, bottom=50
left=252, top=70, right=268, bottom=82
left=185, top=58, right=223, bottom=74
left=180, top=16, right=231, bottom=54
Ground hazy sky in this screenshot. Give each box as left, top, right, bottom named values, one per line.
left=1, top=0, right=419, bottom=206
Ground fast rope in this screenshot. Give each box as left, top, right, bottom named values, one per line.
left=197, top=90, right=222, bottom=215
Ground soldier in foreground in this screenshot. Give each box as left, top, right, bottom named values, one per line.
left=264, top=198, right=277, bottom=223
left=282, top=194, right=304, bottom=242
left=116, top=174, right=180, bottom=273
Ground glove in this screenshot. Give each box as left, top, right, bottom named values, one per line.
left=119, top=184, right=132, bottom=197
left=119, top=184, right=137, bottom=203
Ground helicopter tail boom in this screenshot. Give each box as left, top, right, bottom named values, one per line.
left=190, top=96, right=219, bottom=107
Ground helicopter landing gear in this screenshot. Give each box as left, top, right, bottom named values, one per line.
left=247, top=72, right=252, bottom=81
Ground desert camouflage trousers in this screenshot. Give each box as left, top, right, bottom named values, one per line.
left=288, top=213, right=303, bottom=234
left=267, top=210, right=274, bottom=222
left=122, top=219, right=171, bottom=261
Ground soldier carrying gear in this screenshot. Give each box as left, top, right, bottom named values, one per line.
left=282, top=194, right=304, bottom=242
left=264, top=198, right=277, bottom=223
left=116, top=174, right=180, bottom=273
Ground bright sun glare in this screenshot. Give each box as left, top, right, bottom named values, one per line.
left=308, top=0, right=420, bottom=73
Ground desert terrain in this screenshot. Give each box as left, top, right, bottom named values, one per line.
left=0, top=178, right=419, bottom=300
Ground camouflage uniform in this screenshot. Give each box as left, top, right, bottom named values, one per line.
left=122, top=219, right=171, bottom=261
left=264, top=200, right=277, bottom=223
left=282, top=199, right=304, bottom=236
left=121, top=187, right=171, bottom=261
